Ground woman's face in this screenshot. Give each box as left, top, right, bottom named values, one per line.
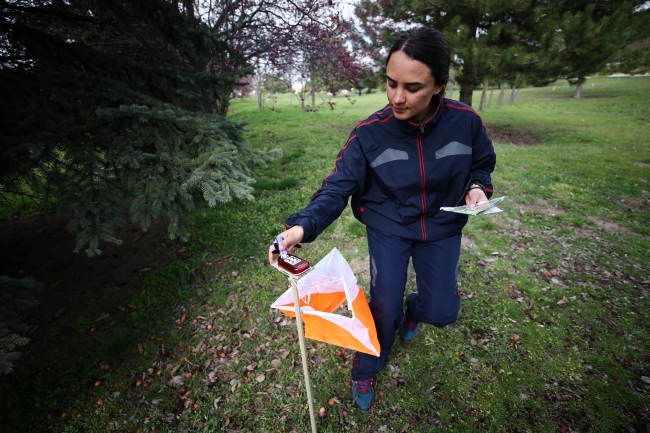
left=386, top=50, right=443, bottom=124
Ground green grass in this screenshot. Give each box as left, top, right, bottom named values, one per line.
left=2, top=77, right=650, bottom=432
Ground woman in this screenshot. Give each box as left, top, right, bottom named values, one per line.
left=268, top=26, right=496, bottom=411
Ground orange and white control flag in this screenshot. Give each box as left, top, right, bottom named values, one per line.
left=271, top=248, right=380, bottom=357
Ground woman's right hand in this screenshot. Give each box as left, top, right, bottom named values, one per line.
left=268, top=225, right=305, bottom=264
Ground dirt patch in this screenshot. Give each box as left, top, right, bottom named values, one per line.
left=519, top=199, right=566, bottom=216
left=586, top=216, right=630, bottom=233
left=485, top=123, right=540, bottom=146
left=348, top=255, right=370, bottom=285
left=622, top=197, right=650, bottom=213
left=461, top=235, right=477, bottom=250
left=0, top=213, right=173, bottom=368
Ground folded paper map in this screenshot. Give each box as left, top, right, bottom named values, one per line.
left=440, top=196, right=506, bottom=216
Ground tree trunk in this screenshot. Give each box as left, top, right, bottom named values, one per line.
left=488, top=88, right=494, bottom=108
left=215, top=98, right=230, bottom=116
left=257, top=76, right=263, bottom=110
left=508, top=86, right=516, bottom=105
left=310, top=70, right=316, bottom=108
left=457, top=26, right=477, bottom=106
left=182, top=0, right=195, bottom=20
left=497, top=85, right=505, bottom=107
left=513, top=88, right=521, bottom=104
left=198, top=96, right=214, bottom=113
left=479, top=78, right=488, bottom=110
left=574, top=78, right=584, bottom=99
left=458, top=82, right=475, bottom=106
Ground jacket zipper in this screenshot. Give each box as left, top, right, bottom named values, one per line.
left=417, top=124, right=427, bottom=241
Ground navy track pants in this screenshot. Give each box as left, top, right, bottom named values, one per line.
left=351, top=226, right=462, bottom=381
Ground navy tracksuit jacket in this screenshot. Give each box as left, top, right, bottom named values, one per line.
left=287, top=95, right=496, bottom=379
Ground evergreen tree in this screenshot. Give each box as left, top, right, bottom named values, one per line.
left=605, top=43, right=650, bottom=75
left=356, top=0, right=647, bottom=105
left=0, top=0, right=279, bottom=256
left=546, top=1, right=649, bottom=98
left=358, top=0, right=553, bottom=106
left=0, top=277, right=40, bottom=374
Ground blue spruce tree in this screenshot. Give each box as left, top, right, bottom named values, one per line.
left=0, top=0, right=279, bottom=256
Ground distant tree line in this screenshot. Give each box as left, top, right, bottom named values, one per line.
left=351, top=0, right=650, bottom=103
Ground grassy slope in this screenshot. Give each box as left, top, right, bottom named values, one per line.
left=5, top=78, right=650, bottom=432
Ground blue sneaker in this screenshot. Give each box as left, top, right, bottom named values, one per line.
left=352, top=377, right=375, bottom=411
left=400, top=293, right=420, bottom=342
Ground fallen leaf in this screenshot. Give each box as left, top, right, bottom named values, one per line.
left=27, top=324, right=39, bottom=335
left=95, top=313, right=110, bottom=321
left=222, top=372, right=237, bottom=381
left=55, top=308, right=65, bottom=318
left=138, top=344, right=144, bottom=354
left=61, top=412, right=69, bottom=418
left=271, top=359, right=281, bottom=368
left=117, top=306, right=127, bottom=312
left=510, top=334, right=520, bottom=345
left=557, top=296, right=568, bottom=305
left=139, top=267, right=152, bottom=273
left=256, top=374, right=265, bottom=383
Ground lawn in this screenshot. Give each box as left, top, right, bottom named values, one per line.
left=2, top=76, right=649, bottom=432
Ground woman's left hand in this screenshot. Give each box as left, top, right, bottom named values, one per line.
left=465, top=188, right=488, bottom=210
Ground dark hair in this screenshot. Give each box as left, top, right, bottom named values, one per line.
left=386, top=27, right=451, bottom=95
